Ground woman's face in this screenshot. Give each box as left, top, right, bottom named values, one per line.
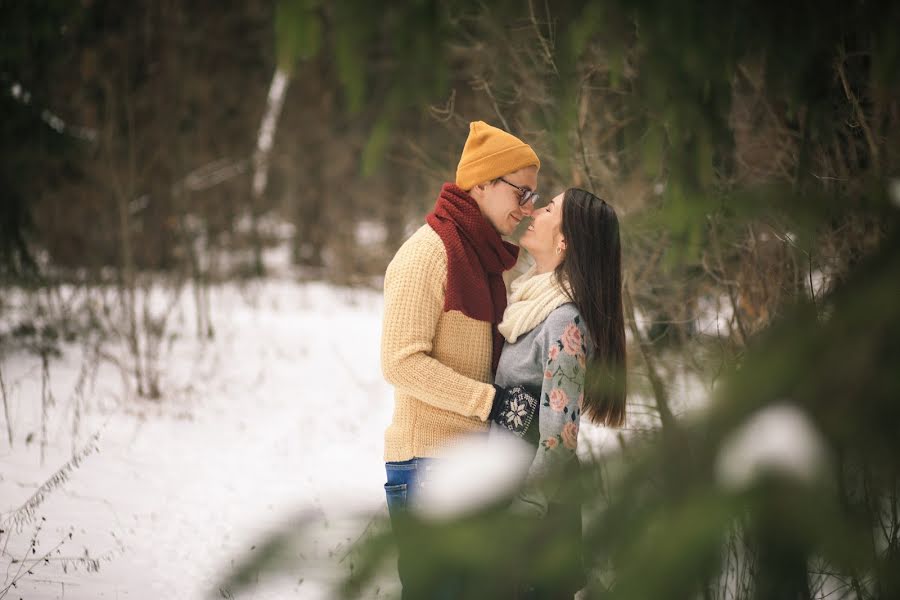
left=520, top=192, right=565, bottom=256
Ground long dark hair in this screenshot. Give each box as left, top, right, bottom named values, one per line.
left=555, top=188, right=626, bottom=427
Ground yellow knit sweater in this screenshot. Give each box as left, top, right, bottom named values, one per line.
left=381, top=224, right=498, bottom=461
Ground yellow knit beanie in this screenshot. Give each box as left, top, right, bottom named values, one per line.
left=455, top=121, right=540, bottom=190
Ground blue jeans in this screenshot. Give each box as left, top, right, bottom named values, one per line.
left=384, top=457, right=429, bottom=518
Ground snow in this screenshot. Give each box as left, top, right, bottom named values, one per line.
left=0, top=266, right=682, bottom=599
left=694, top=294, right=735, bottom=338
left=1, top=280, right=395, bottom=599
left=807, top=269, right=831, bottom=300
left=714, top=403, right=827, bottom=490
left=354, top=221, right=388, bottom=248
left=412, top=431, right=535, bottom=521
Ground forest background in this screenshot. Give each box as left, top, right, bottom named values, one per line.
left=2, top=1, right=899, bottom=598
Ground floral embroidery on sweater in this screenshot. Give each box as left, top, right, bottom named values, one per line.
left=540, top=316, right=588, bottom=453
left=510, top=313, right=590, bottom=517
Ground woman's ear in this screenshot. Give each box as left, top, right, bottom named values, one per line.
left=469, top=183, right=486, bottom=201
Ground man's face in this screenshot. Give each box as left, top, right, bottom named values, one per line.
left=470, top=166, right=538, bottom=236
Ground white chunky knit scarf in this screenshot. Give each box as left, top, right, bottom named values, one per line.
left=498, top=265, right=572, bottom=343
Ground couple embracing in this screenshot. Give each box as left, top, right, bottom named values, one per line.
left=380, top=121, right=626, bottom=598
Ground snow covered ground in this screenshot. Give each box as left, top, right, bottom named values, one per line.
left=1, top=280, right=397, bottom=599
left=0, top=268, right=677, bottom=599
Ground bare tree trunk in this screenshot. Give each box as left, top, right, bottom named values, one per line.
left=102, top=71, right=146, bottom=399
left=250, top=67, right=291, bottom=276
left=39, top=349, right=53, bottom=466
left=191, top=248, right=213, bottom=339
left=115, top=91, right=145, bottom=397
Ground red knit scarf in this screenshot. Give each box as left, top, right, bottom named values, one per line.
left=426, top=183, right=519, bottom=372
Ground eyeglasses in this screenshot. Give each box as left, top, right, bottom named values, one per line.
left=497, top=177, right=539, bottom=207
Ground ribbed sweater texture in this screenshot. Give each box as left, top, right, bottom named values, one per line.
left=381, top=224, right=498, bottom=461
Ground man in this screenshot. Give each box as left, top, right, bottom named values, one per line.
left=380, top=120, right=540, bottom=594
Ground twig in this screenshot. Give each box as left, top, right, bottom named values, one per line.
left=0, top=533, right=72, bottom=599
left=68, top=337, right=102, bottom=456
left=470, top=77, right=510, bottom=132
left=708, top=214, right=750, bottom=345
left=528, top=0, right=557, bottom=74
left=622, top=280, right=675, bottom=430
left=427, top=89, right=456, bottom=123
left=338, top=516, right=377, bottom=564
left=808, top=251, right=817, bottom=313
left=836, top=48, right=879, bottom=170
left=1, top=519, right=50, bottom=597
left=0, top=363, right=12, bottom=448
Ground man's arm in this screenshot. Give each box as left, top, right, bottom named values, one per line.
left=381, top=236, right=496, bottom=420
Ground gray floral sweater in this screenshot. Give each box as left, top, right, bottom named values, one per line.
left=492, top=302, right=590, bottom=518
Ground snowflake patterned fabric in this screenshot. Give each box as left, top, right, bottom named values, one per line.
left=490, top=385, right=540, bottom=436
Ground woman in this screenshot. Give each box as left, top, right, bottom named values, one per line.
left=489, top=187, right=627, bottom=597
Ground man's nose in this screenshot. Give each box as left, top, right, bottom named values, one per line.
left=519, top=201, right=535, bottom=216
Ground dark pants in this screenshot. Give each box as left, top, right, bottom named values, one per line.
left=385, top=458, right=464, bottom=599
left=518, top=501, right=584, bottom=599
left=385, top=459, right=582, bottom=599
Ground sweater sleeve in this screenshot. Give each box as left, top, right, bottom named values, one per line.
left=380, top=233, right=496, bottom=421
left=510, top=308, right=587, bottom=518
